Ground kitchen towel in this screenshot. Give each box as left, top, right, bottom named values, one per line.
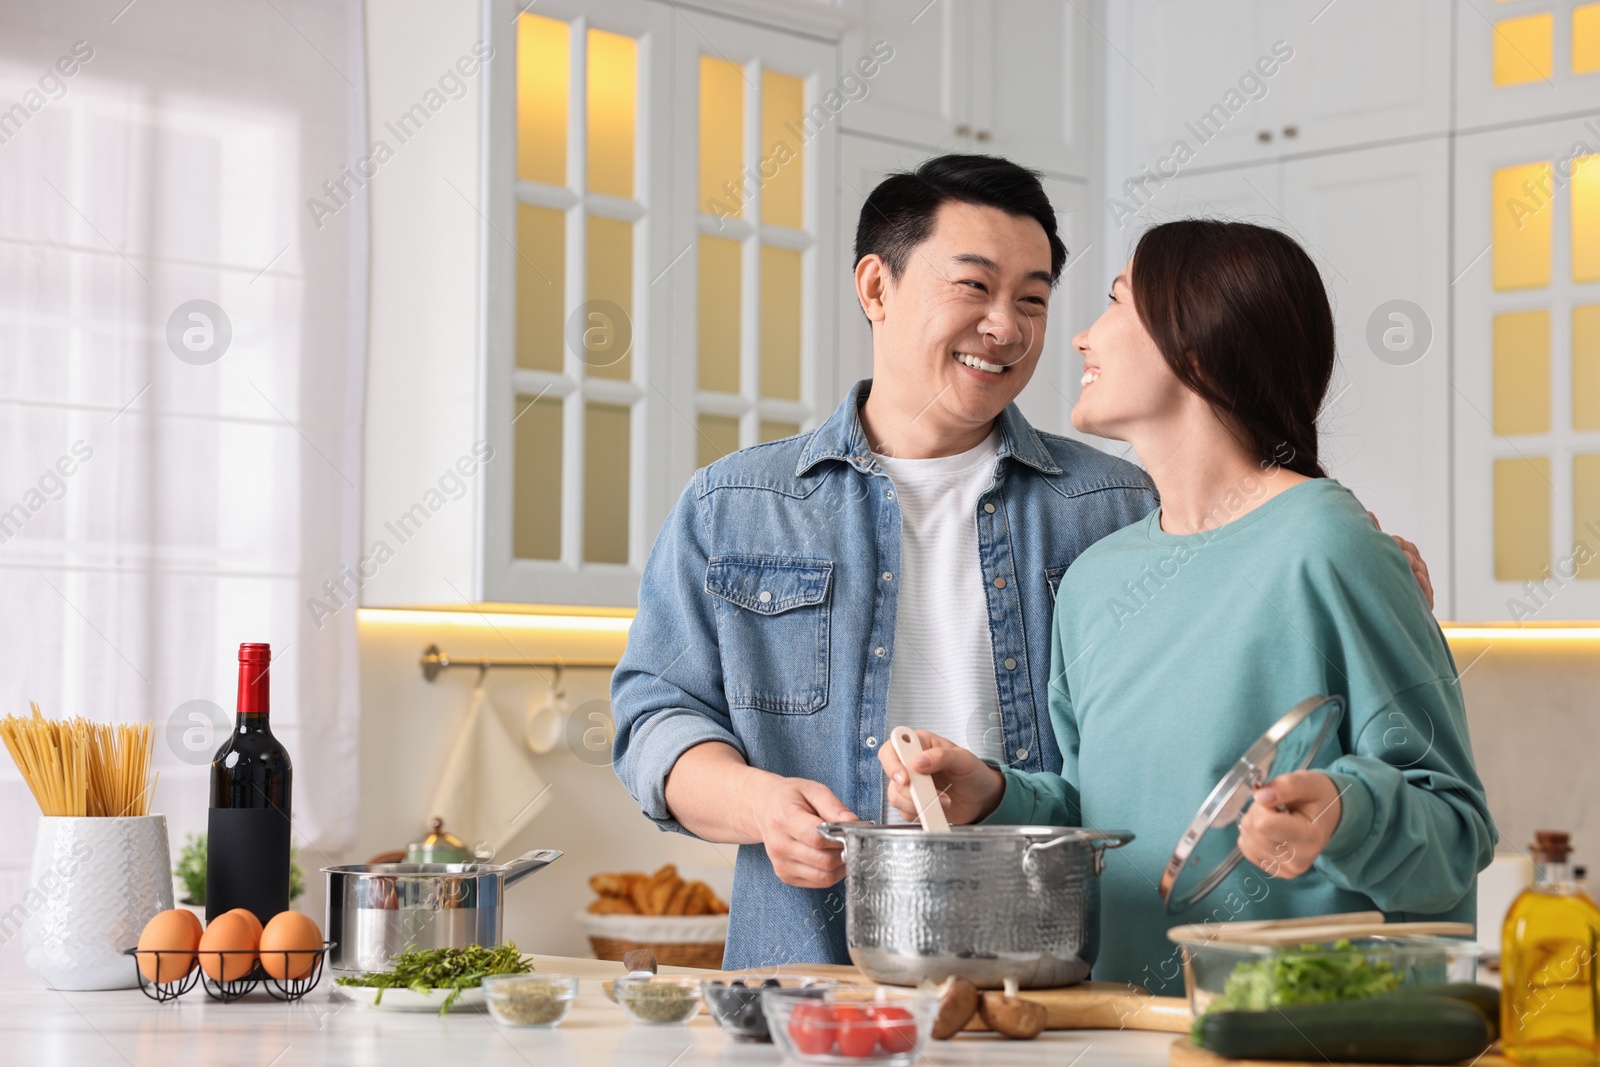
left=428, top=683, right=553, bottom=856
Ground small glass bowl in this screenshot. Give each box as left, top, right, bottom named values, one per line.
left=1172, top=934, right=1481, bottom=1017
left=613, top=975, right=705, bottom=1026
left=703, top=975, right=838, bottom=1042
left=482, top=973, right=580, bottom=1028
left=762, top=985, right=937, bottom=1066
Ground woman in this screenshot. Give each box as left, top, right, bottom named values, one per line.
left=879, top=219, right=1496, bottom=997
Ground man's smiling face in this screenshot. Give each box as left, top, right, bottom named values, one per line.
left=867, top=200, right=1054, bottom=442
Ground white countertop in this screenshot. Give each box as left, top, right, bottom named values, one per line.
left=0, top=954, right=1183, bottom=1067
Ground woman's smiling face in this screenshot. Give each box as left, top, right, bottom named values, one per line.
left=1069, top=257, right=1191, bottom=442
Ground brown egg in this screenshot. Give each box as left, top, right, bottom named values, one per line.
left=136, top=909, right=202, bottom=984
left=259, top=911, right=322, bottom=981
left=221, top=907, right=264, bottom=944
left=198, top=912, right=257, bottom=983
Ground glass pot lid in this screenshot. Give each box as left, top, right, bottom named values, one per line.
left=1158, top=695, right=1344, bottom=914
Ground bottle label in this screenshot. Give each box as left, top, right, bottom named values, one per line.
left=206, top=807, right=292, bottom=925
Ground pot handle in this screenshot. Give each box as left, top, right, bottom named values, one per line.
left=502, top=848, right=564, bottom=888
left=815, top=822, right=849, bottom=844
left=1023, top=829, right=1134, bottom=876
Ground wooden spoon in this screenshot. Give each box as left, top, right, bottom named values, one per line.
left=890, top=726, right=951, bottom=832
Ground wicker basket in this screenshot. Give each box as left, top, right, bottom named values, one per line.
left=578, top=913, right=727, bottom=969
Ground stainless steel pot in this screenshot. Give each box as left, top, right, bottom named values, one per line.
left=323, top=848, right=561, bottom=973
left=817, top=824, right=1131, bottom=989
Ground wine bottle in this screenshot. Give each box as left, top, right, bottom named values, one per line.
left=206, top=642, right=293, bottom=925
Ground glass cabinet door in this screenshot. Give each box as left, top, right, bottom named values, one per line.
left=667, top=11, right=838, bottom=480
left=485, top=0, right=673, bottom=606
left=1454, top=122, right=1600, bottom=618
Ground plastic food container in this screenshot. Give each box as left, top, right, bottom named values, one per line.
left=613, top=975, right=705, bottom=1026
left=703, top=975, right=837, bottom=1042
left=482, top=973, right=579, bottom=1028
left=1172, top=934, right=1481, bottom=1017
left=762, top=985, right=938, bottom=1066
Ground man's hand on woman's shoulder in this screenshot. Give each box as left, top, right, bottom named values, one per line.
left=1368, top=510, right=1434, bottom=610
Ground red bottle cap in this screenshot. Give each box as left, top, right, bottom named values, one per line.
left=237, top=643, right=272, bottom=714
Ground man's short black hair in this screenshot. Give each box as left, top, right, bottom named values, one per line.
left=853, top=154, right=1067, bottom=285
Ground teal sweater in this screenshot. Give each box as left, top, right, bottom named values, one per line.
left=984, top=478, right=1496, bottom=996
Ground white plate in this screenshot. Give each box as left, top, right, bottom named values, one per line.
left=334, top=983, right=487, bottom=1012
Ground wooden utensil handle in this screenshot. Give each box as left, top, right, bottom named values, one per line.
left=889, top=726, right=952, bottom=832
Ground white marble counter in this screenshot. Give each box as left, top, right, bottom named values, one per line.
left=1, top=955, right=1181, bottom=1067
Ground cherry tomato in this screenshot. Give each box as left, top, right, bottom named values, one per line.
left=835, top=1006, right=879, bottom=1058
left=872, top=1005, right=917, bottom=1053
left=788, top=1001, right=836, bottom=1056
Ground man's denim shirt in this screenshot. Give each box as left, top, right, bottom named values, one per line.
left=611, top=381, right=1158, bottom=969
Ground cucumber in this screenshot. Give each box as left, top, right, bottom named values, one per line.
left=1196, top=995, right=1492, bottom=1063
left=1389, top=983, right=1501, bottom=1040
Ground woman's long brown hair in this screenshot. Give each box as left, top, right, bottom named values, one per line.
left=1130, top=219, right=1335, bottom=478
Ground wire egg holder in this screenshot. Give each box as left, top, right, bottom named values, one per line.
left=126, top=941, right=336, bottom=1003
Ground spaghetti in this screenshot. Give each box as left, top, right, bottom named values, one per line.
left=1, top=704, right=157, bottom=817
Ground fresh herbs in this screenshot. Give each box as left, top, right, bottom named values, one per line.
left=336, top=943, right=532, bottom=1014
left=1195, top=939, right=1404, bottom=1037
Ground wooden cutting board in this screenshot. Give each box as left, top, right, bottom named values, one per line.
left=718, top=962, right=1193, bottom=1033
left=1170, top=1037, right=1515, bottom=1067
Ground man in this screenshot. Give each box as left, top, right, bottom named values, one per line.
left=610, top=155, right=1432, bottom=969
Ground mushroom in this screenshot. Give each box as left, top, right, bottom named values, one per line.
left=932, top=976, right=980, bottom=1039
left=978, top=977, right=1047, bottom=1040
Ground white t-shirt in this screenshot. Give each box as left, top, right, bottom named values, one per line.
left=872, top=429, right=1004, bottom=820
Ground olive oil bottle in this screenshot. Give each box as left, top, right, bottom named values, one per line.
left=1502, top=831, right=1600, bottom=1063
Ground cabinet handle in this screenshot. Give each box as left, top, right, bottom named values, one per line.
left=976, top=130, right=992, bottom=143
left=1282, top=125, right=1298, bottom=139
left=1257, top=129, right=1273, bottom=143
left=955, top=124, right=972, bottom=137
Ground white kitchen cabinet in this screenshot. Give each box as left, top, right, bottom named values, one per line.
left=1452, top=114, right=1600, bottom=623
left=968, top=0, right=1093, bottom=179
left=1113, top=159, right=1285, bottom=230
left=1111, top=0, right=1285, bottom=177
left=837, top=0, right=972, bottom=153
left=1268, top=0, right=1450, bottom=160
left=664, top=6, right=841, bottom=484
left=1456, top=0, right=1600, bottom=132
left=361, top=0, right=842, bottom=609
left=836, top=133, right=931, bottom=389
left=1102, top=144, right=1454, bottom=616
left=1281, top=140, right=1453, bottom=620
left=839, top=0, right=1091, bottom=178
left=1109, top=0, right=1448, bottom=178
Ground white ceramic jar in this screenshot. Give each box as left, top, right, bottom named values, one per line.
left=22, top=815, right=174, bottom=990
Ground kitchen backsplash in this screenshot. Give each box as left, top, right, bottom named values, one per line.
left=1450, top=637, right=1600, bottom=876
left=354, top=616, right=730, bottom=959
left=350, top=619, right=1600, bottom=959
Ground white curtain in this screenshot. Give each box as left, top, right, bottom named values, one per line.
left=0, top=0, right=366, bottom=921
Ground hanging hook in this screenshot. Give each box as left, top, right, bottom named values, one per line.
left=475, top=660, right=490, bottom=688
left=550, top=659, right=565, bottom=697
